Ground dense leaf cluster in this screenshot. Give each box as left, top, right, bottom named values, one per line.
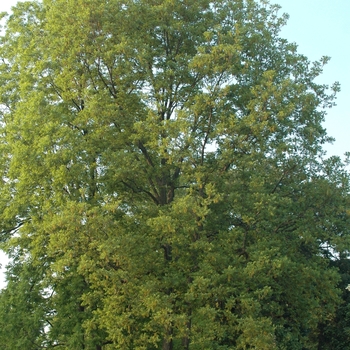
left=0, top=0, right=349, bottom=349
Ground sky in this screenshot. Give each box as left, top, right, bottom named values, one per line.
left=0, top=0, right=349, bottom=288
left=276, top=0, right=350, bottom=159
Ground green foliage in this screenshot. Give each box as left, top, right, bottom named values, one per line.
left=0, top=0, right=349, bottom=349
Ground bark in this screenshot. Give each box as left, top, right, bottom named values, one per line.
left=162, top=328, right=173, bottom=350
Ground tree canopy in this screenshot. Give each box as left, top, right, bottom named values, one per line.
left=0, top=0, right=349, bottom=349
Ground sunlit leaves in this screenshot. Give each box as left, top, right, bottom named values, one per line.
left=0, top=0, right=349, bottom=349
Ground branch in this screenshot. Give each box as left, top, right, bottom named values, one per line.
left=1, top=220, right=28, bottom=237
left=121, top=180, right=159, bottom=205
left=138, top=140, right=155, bottom=168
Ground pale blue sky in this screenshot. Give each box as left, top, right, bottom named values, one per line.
left=0, top=0, right=348, bottom=287
left=276, top=0, right=350, bottom=158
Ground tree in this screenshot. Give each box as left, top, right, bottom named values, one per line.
left=0, top=0, right=349, bottom=349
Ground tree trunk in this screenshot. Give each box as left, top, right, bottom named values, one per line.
left=182, top=319, right=191, bottom=350
left=162, top=328, right=173, bottom=350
